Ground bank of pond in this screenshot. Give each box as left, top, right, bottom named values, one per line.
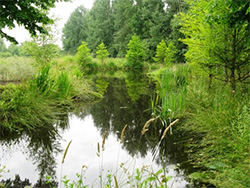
left=0, top=57, right=249, bottom=188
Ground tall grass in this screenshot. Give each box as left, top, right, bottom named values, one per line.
left=0, top=58, right=101, bottom=133
left=182, top=77, right=250, bottom=187
left=149, top=63, right=250, bottom=187
left=148, top=64, right=189, bottom=130
left=0, top=57, right=35, bottom=82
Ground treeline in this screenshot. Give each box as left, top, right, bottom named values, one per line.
left=62, top=0, right=188, bottom=62
left=0, top=37, right=60, bottom=59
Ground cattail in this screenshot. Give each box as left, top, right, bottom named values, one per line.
left=62, top=140, right=72, bottom=164
left=102, top=131, right=107, bottom=151
left=97, top=142, right=100, bottom=157
left=141, top=118, right=156, bottom=135
left=120, top=124, right=128, bottom=143
left=160, top=119, right=179, bottom=141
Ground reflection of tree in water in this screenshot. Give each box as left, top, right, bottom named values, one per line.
left=87, top=73, right=196, bottom=180
left=0, top=111, right=70, bottom=180
left=89, top=74, right=156, bottom=157
left=125, top=72, right=149, bottom=103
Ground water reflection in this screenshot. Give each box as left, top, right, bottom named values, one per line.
left=0, top=112, right=69, bottom=183
left=0, top=71, right=193, bottom=187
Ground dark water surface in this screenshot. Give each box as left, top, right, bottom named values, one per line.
left=0, top=72, right=194, bottom=187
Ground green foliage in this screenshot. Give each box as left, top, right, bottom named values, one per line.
left=154, top=40, right=177, bottom=66
left=182, top=77, right=250, bottom=187
left=96, top=42, right=109, bottom=63
left=7, top=43, right=20, bottom=56
left=56, top=165, right=171, bottom=188
left=154, top=40, right=167, bottom=64
left=0, top=57, right=101, bottom=133
left=76, top=41, right=92, bottom=69
left=125, top=35, right=145, bottom=69
left=62, top=6, right=89, bottom=54
left=164, top=42, right=177, bottom=67
left=22, top=35, right=60, bottom=67
left=0, top=38, right=7, bottom=52
left=113, top=0, right=135, bottom=57
left=0, top=52, right=12, bottom=58
left=62, top=0, right=186, bottom=59
left=87, top=0, right=114, bottom=56
left=151, top=63, right=250, bottom=187
left=180, top=0, right=250, bottom=91
left=0, top=0, right=69, bottom=44
left=138, top=0, right=168, bottom=61
left=151, top=65, right=189, bottom=121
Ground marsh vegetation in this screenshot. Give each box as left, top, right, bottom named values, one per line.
left=1, top=0, right=249, bottom=187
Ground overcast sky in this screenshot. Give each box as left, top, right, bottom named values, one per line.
left=4, top=0, right=95, bottom=47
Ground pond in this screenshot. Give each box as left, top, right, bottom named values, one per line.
left=0, top=72, right=195, bottom=187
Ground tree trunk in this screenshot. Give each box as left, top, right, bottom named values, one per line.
left=230, top=68, right=236, bottom=92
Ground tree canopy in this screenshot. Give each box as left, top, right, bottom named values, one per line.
left=180, top=0, right=250, bottom=91
left=0, top=0, right=69, bottom=44
left=62, top=0, right=186, bottom=61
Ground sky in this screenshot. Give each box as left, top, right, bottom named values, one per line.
left=4, top=0, right=95, bottom=47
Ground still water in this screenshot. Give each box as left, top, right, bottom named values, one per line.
left=0, top=72, right=193, bottom=187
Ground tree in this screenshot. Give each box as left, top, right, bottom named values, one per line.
left=113, top=0, right=135, bottom=57
left=180, top=0, right=250, bottom=91
left=0, top=0, right=69, bottom=44
left=96, top=42, right=109, bottom=63
left=154, top=40, right=167, bottom=64
left=154, top=40, right=177, bottom=66
left=165, top=42, right=177, bottom=66
left=0, top=37, right=11, bottom=57
left=164, top=0, right=188, bottom=63
left=23, top=24, right=60, bottom=67
left=125, top=34, right=145, bottom=69
left=76, top=41, right=92, bottom=69
left=62, top=6, right=89, bottom=54
left=7, top=44, right=20, bottom=56
left=139, top=0, right=168, bottom=61
left=87, top=0, right=114, bottom=56
left=0, top=37, right=7, bottom=52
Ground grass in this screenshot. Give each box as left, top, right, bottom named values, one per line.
left=0, top=57, right=35, bottom=82
left=181, top=77, right=250, bottom=188
left=151, top=63, right=250, bottom=187
left=146, top=63, right=250, bottom=187
left=146, top=65, right=189, bottom=141
left=0, top=57, right=101, bottom=134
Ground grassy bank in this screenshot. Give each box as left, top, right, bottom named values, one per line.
left=152, top=64, right=250, bottom=187
left=183, top=78, right=250, bottom=188
left=0, top=57, right=101, bottom=133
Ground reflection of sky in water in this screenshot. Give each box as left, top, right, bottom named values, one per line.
left=0, top=114, right=190, bottom=187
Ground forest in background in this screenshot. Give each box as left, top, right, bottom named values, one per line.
left=62, top=0, right=187, bottom=63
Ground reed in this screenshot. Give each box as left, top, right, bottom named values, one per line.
left=141, top=118, right=157, bottom=135
left=102, top=131, right=107, bottom=151
left=120, top=124, right=128, bottom=144
left=160, top=119, right=179, bottom=142
left=61, top=140, right=72, bottom=164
